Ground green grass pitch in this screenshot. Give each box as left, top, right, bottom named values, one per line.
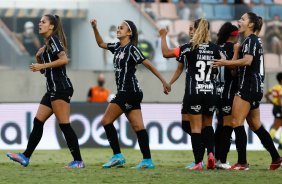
left=0, top=149, right=281, bottom=184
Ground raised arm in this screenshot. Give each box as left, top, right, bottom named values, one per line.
left=159, top=28, right=176, bottom=58
left=90, top=19, right=108, bottom=49
left=169, top=62, right=184, bottom=85
left=142, top=59, right=171, bottom=94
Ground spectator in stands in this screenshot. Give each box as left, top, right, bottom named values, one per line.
left=103, top=25, right=119, bottom=70
left=264, top=14, right=282, bottom=55
left=177, top=32, right=189, bottom=45
left=177, top=0, right=200, bottom=20
left=138, top=31, right=154, bottom=61
left=16, top=21, right=41, bottom=64
left=135, top=0, right=155, bottom=2
left=233, top=0, right=251, bottom=20
left=87, top=74, right=109, bottom=103
left=144, top=2, right=157, bottom=21
left=153, top=20, right=171, bottom=71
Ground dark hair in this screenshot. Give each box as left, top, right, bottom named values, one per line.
left=277, top=72, right=282, bottom=83
left=124, top=20, right=138, bottom=46
left=194, top=18, right=210, bottom=30
left=247, top=12, right=264, bottom=36
left=216, top=22, right=238, bottom=45
left=44, top=14, right=68, bottom=56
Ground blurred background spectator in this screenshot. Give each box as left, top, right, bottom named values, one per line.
left=138, top=31, right=155, bottom=61
left=15, top=21, right=41, bottom=65
left=264, top=14, right=282, bottom=55
left=87, top=74, right=109, bottom=103
left=177, top=32, right=189, bottom=45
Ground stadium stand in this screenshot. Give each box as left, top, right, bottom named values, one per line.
left=264, top=53, right=281, bottom=71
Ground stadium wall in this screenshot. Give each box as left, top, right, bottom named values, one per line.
left=0, top=70, right=277, bottom=103
left=0, top=103, right=279, bottom=150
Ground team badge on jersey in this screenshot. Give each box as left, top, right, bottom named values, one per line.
left=191, top=105, right=201, bottom=112
left=119, top=52, right=125, bottom=59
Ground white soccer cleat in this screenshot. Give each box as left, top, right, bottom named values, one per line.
left=218, top=162, right=232, bottom=170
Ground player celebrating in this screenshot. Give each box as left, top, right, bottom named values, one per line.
left=90, top=19, right=170, bottom=168
left=214, top=22, right=239, bottom=169
left=7, top=14, right=84, bottom=168
left=159, top=19, right=205, bottom=169
left=212, top=12, right=282, bottom=170
left=265, top=72, right=282, bottom=149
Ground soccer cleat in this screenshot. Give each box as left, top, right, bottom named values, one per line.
left=218, top=162, right=232, bottom=170
left=132, top=159, right=155, bottom=169
left=7, top=153, right=30, bottom=167
left=227, top=163, right=249, bottom=170
left=215, top=159, right=221, bottom=169
left=102, top=153, right=126, bottom=168
left=268, top=157, right=282, bottom=170
left=207, top=152, right=215, bottom=170
left=185, top=161, right=204, bottom=169
left=63, top=160, right=85, bottom=168
left=189, top=162, right=203, bottom=170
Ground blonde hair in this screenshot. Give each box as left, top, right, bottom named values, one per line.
left=190, top=18, right=210, bottom=50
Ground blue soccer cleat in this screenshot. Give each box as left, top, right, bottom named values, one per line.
left=102, top=153, right=126, bottom=168
left=63, top=160, right=85, bottom=168
left=185, top=161, right=204, bottom=169
left=132, top=159, right=155, bottom=169
left=7, top=153, right=30, bottom=167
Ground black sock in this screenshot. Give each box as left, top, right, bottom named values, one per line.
left=200, top=142, right=205, bottom=160
left=254, top=126, right=280, bottom=161
left=234, top=126, right=247, bottom=164
left=182, top=121, right=191, bottom=135
left=220, top=126, right=233, bottom=163
left=202, top=126, right=215, bottom=154
left=104, top=123, right=121, bottom=155
left=136, top=129, right=151, bottom=159
left=23, top=118, right=45, bottom=158
left=191, top=133, right=203, bottom=164
left=215, top=124, right=223, bottom=161
left=59, top=123, right=82, bottom=161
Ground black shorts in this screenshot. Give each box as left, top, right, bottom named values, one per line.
left=235, top=90, right=262, bottom=110
left=185, top=93, right=217, bottom=116
left=40, top=88, right=73, bottom=109
left=181, top=92, right=188, bottom=114
left=216, top=93, right=235, bottom=117
left=110, top=91, right=143, bottom=113
left=273, top=105, right=282, bottom=119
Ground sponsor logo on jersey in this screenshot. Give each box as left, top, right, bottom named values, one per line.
left=119, top=52, right=125, bottom=59
left=134, top=51, right=140, bottom=60
left=196, top=84, right=214, bottom=92
left=217, top=86, right=224, bottom=93
left=125, top=103, right=132, bottom=110
left=51, top=43, right=56, bottom=53
left=209, top=106, right=216, bottom=112
left=222, top=106, right=231, bottom=113
left=199, top=50, right=213, bottom=54
left=244, top=44, right=249, bottom=53
left=181, top=47, right=191, bottom=55
left=191, top=105, right=201, bottom=112
left=114, top=68, right=122, bottom=72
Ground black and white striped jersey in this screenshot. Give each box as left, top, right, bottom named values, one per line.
left=238, top=34, right=264, bottom=93
left=218, top=42, right=238, bottom=99
left=41, top=35, right=72, bottom=92
left=178, top=42, right=226, bottom=95
left=107, top=42, right=146, bottom=92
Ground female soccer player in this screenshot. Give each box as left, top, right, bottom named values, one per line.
left=161, top=18, right=226, bottom=170
left=214, top=22, right=239, bottom=169
left=90, top=19, right=170, bottom=168
left=159, top=19, right=205, bottom=169
left=212, top=12, right=282, bottom=170
left=7, top=14, right=84, bottom=168
left=265, top=72, right=282, bottom=150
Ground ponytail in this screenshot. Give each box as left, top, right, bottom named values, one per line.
left=44, top=14, right=68, bottom=56
left=190, top=18, right=210, bottom=50
left=124, top=20, right=138, bottom=46
left=247, top=12, right=264, bottom=36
